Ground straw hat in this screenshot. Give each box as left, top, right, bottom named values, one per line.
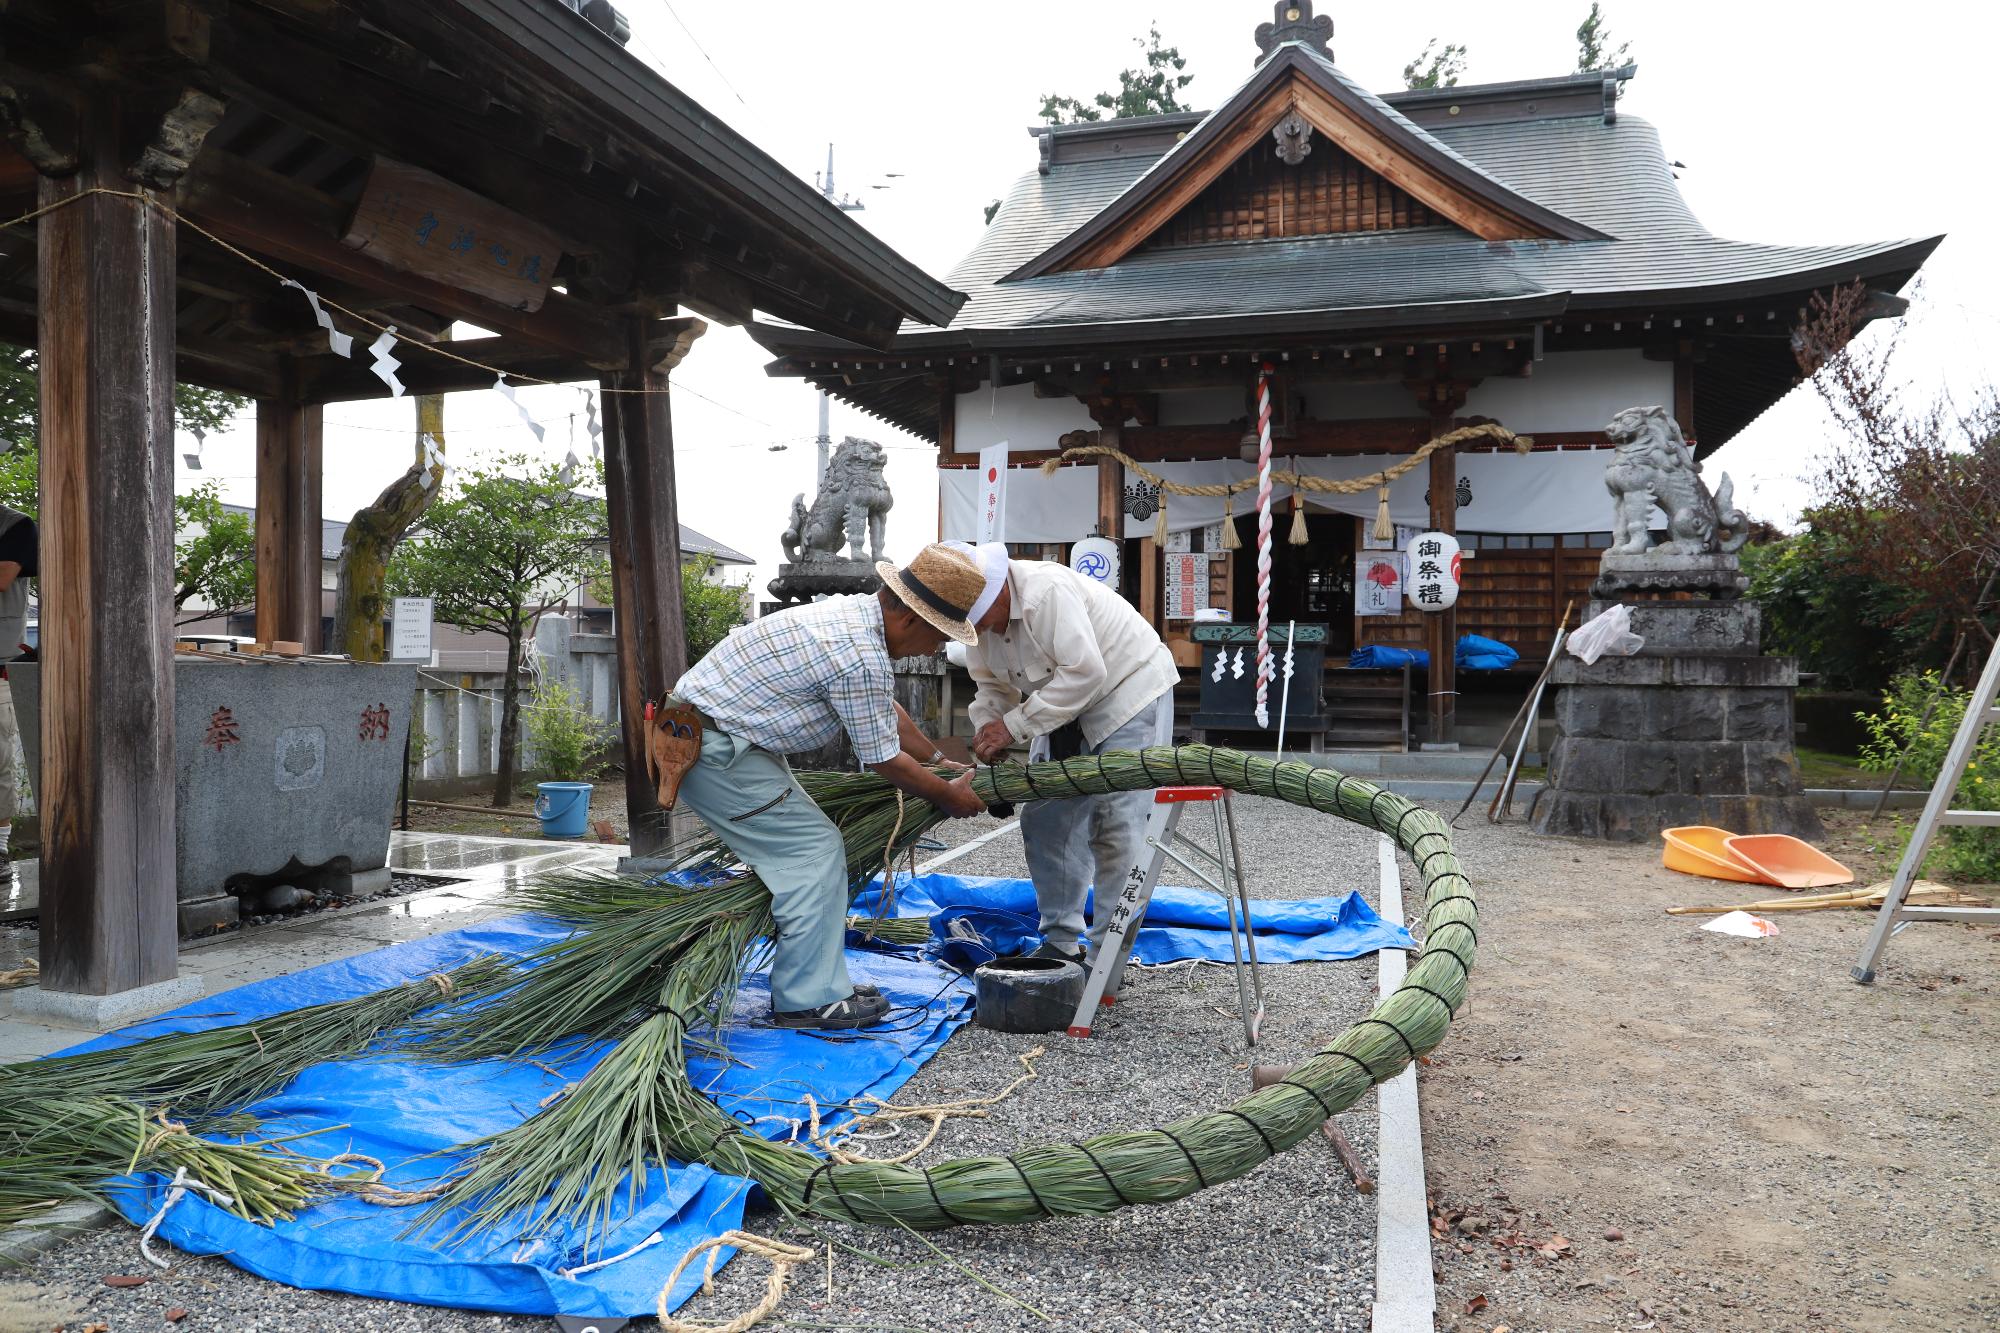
left=876, top=545, right=984, bottom=646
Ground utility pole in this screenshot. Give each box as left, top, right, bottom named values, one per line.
left=816, top=143, right=863, bottom=491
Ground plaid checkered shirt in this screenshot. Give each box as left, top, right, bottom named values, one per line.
left=676, top=593, right=900, bottom=765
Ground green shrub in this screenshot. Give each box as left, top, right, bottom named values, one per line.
left=1742, top=519, right=1947, bottom=693
left=522, top=679, right=611, bottom=784
left=1857, top=670, right=2000, bottom=880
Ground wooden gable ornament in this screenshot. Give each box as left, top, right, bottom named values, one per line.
left=1006, top=23, right=1604, bottom=280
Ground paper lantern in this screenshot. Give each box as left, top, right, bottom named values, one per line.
left=1069, top=536, right=1120, bottom=586
left=1404, top=531, right=1461, bottom=612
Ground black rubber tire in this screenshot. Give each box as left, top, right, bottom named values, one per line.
left=973, top=956, right=1087, bottom=1034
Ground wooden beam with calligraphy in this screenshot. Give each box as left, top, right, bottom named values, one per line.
left=341, top=157, right=563, bottom=313
left=177, top=149, right=629, bottom=367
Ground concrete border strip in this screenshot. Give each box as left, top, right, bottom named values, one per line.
left=1372, top=833, right=1435, bottom=1333
left=916, top=818, right=1021, bottom=875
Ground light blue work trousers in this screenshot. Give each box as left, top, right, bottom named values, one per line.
left=675, top=729, right=851, bottom=1013
left=1019, top=690, right=1176, bottom=968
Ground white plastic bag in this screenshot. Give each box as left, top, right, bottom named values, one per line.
left=1567, top=603, right=1645, bottom=665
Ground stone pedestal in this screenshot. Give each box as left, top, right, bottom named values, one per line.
left=767, top=557, right=880, bottom=606
left=1533, top=595, right=1823, bottom=843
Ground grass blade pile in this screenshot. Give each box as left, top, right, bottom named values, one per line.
left=415, top=746, right=1475, bottom=1238
left=0, top=748, right=1476, bottom=1248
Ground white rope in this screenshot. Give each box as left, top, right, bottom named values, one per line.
left=559, top=1228, right=666, bottom=1278
left=138, top=1166, right=234, bottom=1269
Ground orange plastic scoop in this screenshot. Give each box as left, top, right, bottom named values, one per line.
left=1721, top=834, right=1855, bottom=889
left=1662, top=826, right=1768, bottom=884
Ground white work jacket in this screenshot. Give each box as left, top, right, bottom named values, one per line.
left=965, top=560, right=1179, bottom=748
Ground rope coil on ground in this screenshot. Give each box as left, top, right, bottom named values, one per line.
left=655, top=1229, right=817, bottom=1333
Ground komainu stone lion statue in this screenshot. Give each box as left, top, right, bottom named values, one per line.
left=1603, top=406, right=1749, bottom=556
left=781, top=436, right=893, bottom=565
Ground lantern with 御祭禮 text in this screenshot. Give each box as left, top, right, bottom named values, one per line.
left=1404, top=530, right=1461, bottom=612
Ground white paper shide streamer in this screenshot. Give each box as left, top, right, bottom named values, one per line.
left=494, top=374, right=546, bottom=444
left=419, top=432, right=449, bottom=491
left=368, top=326, right=406, bottom=398
left=280, top=278, right=353, bottom=358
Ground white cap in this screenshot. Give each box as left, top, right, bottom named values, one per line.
left=944, top=540, right=1010, bottom=623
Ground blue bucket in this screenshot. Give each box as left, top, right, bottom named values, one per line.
left=533, top=781, right=593, bottom=838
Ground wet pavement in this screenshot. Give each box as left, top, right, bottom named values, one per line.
left=0, top=831, right=622, bottom=1061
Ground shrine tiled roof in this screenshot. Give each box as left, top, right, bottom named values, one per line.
left=752, top=56, right=1939, bottom=449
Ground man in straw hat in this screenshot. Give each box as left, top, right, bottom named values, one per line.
left=949, top=542, right=1179, bottom=984
left=669, top=544, right=988, bottom=1029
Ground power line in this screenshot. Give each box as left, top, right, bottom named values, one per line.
left=653, top=0, right=757, bottom=116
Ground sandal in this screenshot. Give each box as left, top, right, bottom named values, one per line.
left=771, top=990, right=891, bottom=1030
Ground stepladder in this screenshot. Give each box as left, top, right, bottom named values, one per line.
left=1853, top=644, right=2000, bottom=983
left=1067, top=786, right=1267, bottom=1045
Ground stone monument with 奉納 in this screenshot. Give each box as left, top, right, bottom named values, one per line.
left=1533, top=407, right=1823, bottom=842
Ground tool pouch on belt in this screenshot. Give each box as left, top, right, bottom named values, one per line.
left=643, top=696, right=703, bottom=811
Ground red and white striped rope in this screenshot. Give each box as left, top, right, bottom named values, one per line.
left=1254, top=363, right=1275, bottom=729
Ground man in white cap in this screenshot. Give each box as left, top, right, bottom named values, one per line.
left=950, top=542, right=1179, bottom=973
left=670, top=544, right=989, bottom=1029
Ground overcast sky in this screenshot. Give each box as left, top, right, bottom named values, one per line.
left=188, top=2, right=1997, bottom=593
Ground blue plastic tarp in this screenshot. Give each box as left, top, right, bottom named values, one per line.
left=58, top=877, right=1409, bottom=1317
left=851, top=872, right=1413, bottom=965
left=1349, top=634, right=1521, bottom=672
left=58, top=917, right=970, bottom=1319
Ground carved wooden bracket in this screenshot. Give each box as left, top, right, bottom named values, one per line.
left=1405, top=377, right=1474, bottom=417
left=1082, top=390, right=1157, bottom=430
left=0, top=79, right=78, bottom=176
left=649, top=317, right=708, bottom=375
left=1272, top=111, right=1313, bottom=166
left=128, top=87, right=227, bottom=189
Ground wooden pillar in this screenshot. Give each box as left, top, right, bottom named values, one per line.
left=601, top=318, right=695, bottom=859
left=1425, top=413, right=1459, bottom=748
left=254, top=361, right=323, bottom=650
left=1673, top=340, right=1697, bottom=435
left=36, top=100, right=180, bottom=994
left=1095, top=428, right=1123, bottom=540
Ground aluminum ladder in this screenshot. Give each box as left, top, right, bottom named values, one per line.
left=1853, top=645, right=2000, bottom=984
left=1067, top=785, right=1266, bottom=1045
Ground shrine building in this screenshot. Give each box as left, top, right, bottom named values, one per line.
left=756, top=3, right=1939, bottom=750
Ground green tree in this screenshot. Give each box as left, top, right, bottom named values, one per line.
left=1575, top=3, right=1633, bottom=73
left=1039, top=24, right=1194, bottom=124
left=0, top=343, right=242, bottom=454
left=172, top=482, right=256, bottom=626
left=1741, top=517, right=1947, bottom=694
left=388, top=455, right=610, bottom=806
left=1403, top=39, right=1469, bottom=90
left=589, top=551, right=747, bottom=664
left=0, top=343, right=252, bottom=622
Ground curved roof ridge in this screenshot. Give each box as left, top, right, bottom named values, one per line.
left=1004, top=43, right=1605, bottom=281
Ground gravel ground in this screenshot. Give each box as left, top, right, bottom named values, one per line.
left=10, top=794, right=1389, bottom=1333
left=1419, top=809, right=1999, bottom=1333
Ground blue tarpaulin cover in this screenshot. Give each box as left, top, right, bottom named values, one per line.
left=59, top=876, right=1409, bottom=1317
left=1349, top=634, right=1521, bottom=672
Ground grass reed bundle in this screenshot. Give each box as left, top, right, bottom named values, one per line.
left=0, top=1098, right=334, bottom=1228
left=420, top=746, right=1475, bottom=1237
left=0, top=958, right=509, bottom=1228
